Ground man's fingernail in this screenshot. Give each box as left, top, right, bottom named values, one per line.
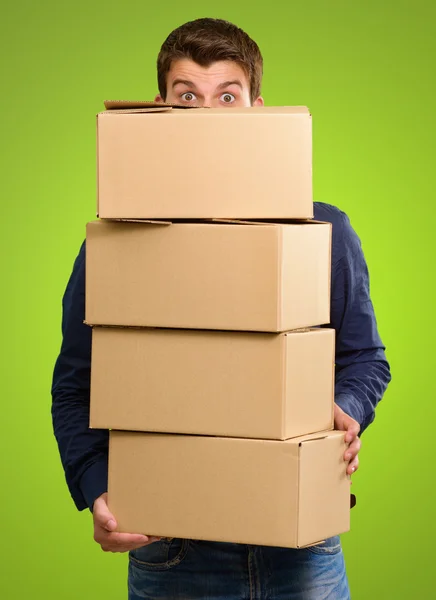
left=107, top=519, right=116, bottom=529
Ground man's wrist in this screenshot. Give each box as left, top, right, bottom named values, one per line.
left=334, top=393, right=364, bottom=425
left=80, top=459, right=109, bottom=512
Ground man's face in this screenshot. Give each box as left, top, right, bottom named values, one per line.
left=156, top=59, right=264, bottom=108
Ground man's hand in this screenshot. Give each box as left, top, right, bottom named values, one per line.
left=334, top=404, right=361, bottom=476
left=93, top=493, right=161, bottom=552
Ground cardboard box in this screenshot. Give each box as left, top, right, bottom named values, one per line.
left=85, top=220, right=331, bottom=332
left=108, top=430, right=350, bottom=548
left=97, top=103, right=313, bottom=220
left=90, top=326, right=334, bottom=439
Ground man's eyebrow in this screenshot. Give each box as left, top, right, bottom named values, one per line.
left=217, top=80, right=243, bottom=90
left=172, top=79, right=197, bottom=89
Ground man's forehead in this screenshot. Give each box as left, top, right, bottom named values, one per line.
left=168, top=59, right=248, bottom=86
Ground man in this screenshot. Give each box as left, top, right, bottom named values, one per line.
left=52, top=17, right=391, bottom=600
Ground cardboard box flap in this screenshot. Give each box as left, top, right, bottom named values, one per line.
left=103, top=100, right=199, bottom=112
left=296, top=430, right=346, bottom=446
left=102, top=218, right=172, bottom=225
left=242, top=218, right=325, bottom=225
left=103, top=101, right=310, bottom=115
left=105, top=100, right=171, bottom=110
left=101, top=107, right=173, bottom=115
left=299, top=540, right=325, bottom=549
left=294, top=431, right=334, bottom=444
left=87, top=220, right=172, bottom=236
left=207, top=218, right=323, bottom=226
left=283, top=327, right=317, bottom=335
left=97, top=218, right=326, bottom=227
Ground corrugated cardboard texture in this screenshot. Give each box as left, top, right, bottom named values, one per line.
left=85, top=220, right=331, bottom=332
left=90, top=327, right=334, bottom=439
left=108, top=430, right=350, bottom=548
left=97, top=107, right=313, bottom=219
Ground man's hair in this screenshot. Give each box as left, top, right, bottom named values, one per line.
left=157, top=18, right=263, bottom=104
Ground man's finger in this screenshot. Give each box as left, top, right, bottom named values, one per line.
left=104, top=531, right=150, bottom=545
left=347, top=455, right=359, bottom=475
left=345, top=437, right=361, bottom=461
left=94, top=527, right=150, bottom=546
left=344, top=423, right=360, bottom=444
left=100, top=534, right=160, bottom=553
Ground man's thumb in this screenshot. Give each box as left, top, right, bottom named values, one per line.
left=94, top=494, right=117, bottom=531
left=104, top=518, right=117, bottom=532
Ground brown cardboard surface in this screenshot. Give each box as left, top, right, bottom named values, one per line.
left=108, top=430, right=350, bottom=548
left=85, top=220, right=331, bottom=332
left=90, top=327, right=334, bottom=439
left=97, top=106, right=313, bottom=219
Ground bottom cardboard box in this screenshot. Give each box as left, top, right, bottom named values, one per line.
left=108, top=430, right=350, bottom=548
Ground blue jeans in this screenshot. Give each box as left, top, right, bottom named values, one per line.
left=128, top=536, right=350, bottom=599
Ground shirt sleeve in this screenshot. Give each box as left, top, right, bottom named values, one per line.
left=51, top=242, right=108, bottom=511
left=329, top=212, right=391, bottom=433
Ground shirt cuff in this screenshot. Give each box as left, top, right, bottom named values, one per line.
left=335, top=392, right=365, bottom=426
left=80, top=458, right=109, bottom=511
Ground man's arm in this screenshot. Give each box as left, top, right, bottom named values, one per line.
left=329, top=210, right=391, bottom=470
left=51, top=242, right=108, bottom=511
left=330, top=211, right=391, bottom=430
left=51, top=242, right=160, bottom=551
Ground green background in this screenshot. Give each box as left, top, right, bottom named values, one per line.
left=1, top=0, right=434, bottom=598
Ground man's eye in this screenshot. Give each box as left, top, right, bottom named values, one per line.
left=181, top=92, right=196, bottom=102
left=220, top=93, right=236, bottom=103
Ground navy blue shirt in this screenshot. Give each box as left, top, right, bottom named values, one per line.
left=51, top=202, right=391, bottom=511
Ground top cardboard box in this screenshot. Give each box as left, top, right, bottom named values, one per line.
left=97, top=102, right=313, bottom=220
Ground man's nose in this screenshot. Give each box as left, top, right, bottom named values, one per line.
left=199, top=97, right=212, bottom=108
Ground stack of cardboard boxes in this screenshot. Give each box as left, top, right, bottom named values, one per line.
left=85, top=102, right=350, bottom=549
